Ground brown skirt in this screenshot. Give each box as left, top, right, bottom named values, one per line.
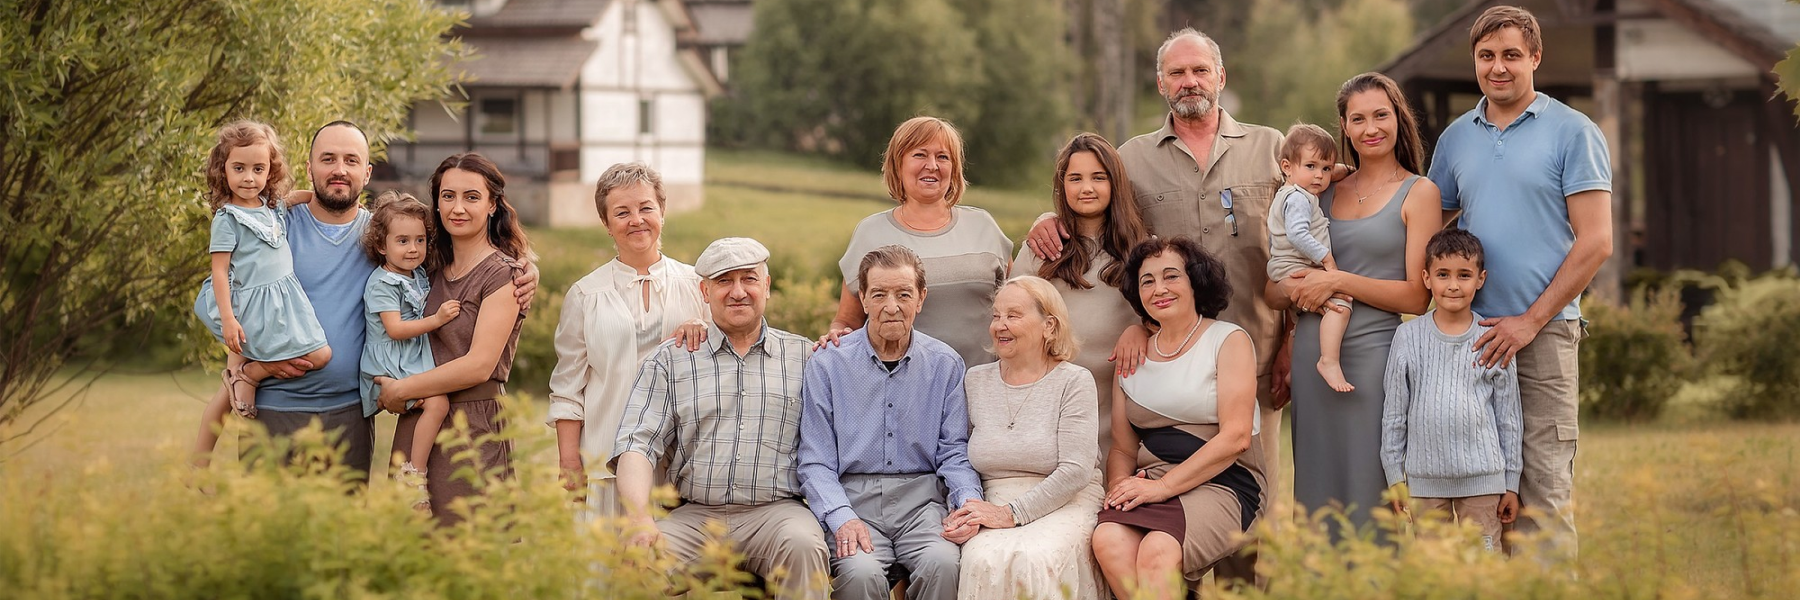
left=1096, top=479, right=1254, bottom=577
left=392, top=396, right=513, bottom=527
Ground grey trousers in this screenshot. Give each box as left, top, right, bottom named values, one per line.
left=244, top=403, right=374, bottom=483
left=830, top=473, right=960, bottom=600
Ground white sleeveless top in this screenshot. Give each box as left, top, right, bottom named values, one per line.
left=1119, top=320, right=1260, bottom=435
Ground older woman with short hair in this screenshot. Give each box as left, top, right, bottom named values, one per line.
left=545, top=162, right=708, bottom=518
left=949, top=275, right=1105, bottom=599
left=820, top=116, right=1013, bottom=366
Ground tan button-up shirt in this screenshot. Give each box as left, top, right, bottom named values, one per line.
left=1119, top=110, right=1285, bottom=377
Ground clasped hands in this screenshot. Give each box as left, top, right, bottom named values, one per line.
left=1104, top=470, right=1175, bottom=511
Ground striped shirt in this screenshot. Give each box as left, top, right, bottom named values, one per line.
left=610, top=322, right=811, bottom=505
left=797, top=329, right=982, bottom=531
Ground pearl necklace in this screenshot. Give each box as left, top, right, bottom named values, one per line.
left=1151, top=318, right=1202, bottom=359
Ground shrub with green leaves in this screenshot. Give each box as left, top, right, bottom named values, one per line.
left=1579, top=286, right=1691, bottom=422
left=1697, top=275, right=1800, bottom=419
left=0, top=402, right=820, bottom=599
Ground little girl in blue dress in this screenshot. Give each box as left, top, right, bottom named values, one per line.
left=359, top=192, right=458, bottom=509
left=190, top=121, right=333, bottom=466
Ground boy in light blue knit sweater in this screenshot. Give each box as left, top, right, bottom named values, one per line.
left=1382, top=229, right=1521, bottom=551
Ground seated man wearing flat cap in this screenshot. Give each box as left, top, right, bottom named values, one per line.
left=611, top=237, right=830, bottom=598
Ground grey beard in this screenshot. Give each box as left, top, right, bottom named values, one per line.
left=1170, top=94, right=1214, bottom=119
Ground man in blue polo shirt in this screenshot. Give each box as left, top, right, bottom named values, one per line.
left=227, top=121, right=537, bottom=481
left=1426, top=6, right=1611, bottom=559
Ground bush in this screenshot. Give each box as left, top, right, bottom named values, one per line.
left=1579, top=286, right=1692, bottom=422
left=1221, top=460, right=1800, bottom=600
left=767, top=276, right=842, bottom=340
left=0, top=403, right=818, bottom=599
left=1697, top=275, right=1800, bottom=419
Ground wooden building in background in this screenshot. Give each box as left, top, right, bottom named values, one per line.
left=1380, top=0, right=1800, bottom=292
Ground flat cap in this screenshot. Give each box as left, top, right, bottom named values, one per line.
left=694, top=237, right=770, bottom=279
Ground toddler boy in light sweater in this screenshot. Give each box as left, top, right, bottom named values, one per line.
left=1381, top=228, right=1521, bottom=551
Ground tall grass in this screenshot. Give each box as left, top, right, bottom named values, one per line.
left=0, top=401, right=804, bottom=599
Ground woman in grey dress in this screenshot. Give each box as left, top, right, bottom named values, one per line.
left=1274, top=73, right=1437, bottom=533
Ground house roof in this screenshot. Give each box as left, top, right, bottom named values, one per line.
left=467, top=0, right=610, bottom=31
left=688, top=1, right=754, bottom=45
left=459, top=36, right=598, bottom=89
left=1379, top=0, right=1800, bottom=84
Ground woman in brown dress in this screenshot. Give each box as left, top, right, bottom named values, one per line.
left=1092, top=237, right=1264, bottom=599
left=376, top=152, right=530, bottom=525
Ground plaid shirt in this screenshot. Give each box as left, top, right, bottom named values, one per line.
left=610, top=322, right=811, bottom=505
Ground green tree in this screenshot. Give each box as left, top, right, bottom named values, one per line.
left=1231, top=0, right=1414, bottom=133
left=0, top=0, right=466, bottom=451
left=959, top=0, right=1070, bottom=186
left=718, top=0, right=1070, bottom=186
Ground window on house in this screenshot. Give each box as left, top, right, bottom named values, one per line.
left=480, top=97, right=517, bottom=136
left=639, top=98, right=654, bottom=135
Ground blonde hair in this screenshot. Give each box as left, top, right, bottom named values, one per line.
left=593, top=162, right=666, bottom=219
left=996, top=275, right=1078, bottom=362
left=881, top=116, right=968, bottom=205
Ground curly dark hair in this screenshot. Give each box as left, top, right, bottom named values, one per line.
left=204, top=120, right=290, bottom=211
left=361, top=191, right=432, bottom=265
left=1118, top=236, right=1231, bottom=324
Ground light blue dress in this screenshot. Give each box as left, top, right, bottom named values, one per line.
left=193, top=203, right=330, bottom=362
left=359, top=266, right=436, bottom=410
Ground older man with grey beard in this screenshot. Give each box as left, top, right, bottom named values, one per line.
left=1024, top=28, right=1288, bottom=543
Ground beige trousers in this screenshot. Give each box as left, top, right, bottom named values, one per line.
left=1508, top=319, right=1582, bottom=560
left=1415, top=495, right=1503, bottom=552
left=658, top=498, right=832, bottom=599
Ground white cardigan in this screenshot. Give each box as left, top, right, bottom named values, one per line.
left=546, top=255, right=708, bottom=479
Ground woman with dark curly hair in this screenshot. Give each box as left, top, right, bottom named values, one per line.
left=1091, top=236, right=1264, bottom=598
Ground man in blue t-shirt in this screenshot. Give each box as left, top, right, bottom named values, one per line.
left=1426, top=6, right=1611, bottom=560
left=226, top=121, right=537, bottom=481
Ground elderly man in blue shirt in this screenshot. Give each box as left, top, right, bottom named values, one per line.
left=799, top=244, right=982, bottom=600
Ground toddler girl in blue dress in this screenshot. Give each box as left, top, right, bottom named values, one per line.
left=190, top=120, right=333, bottom=466
left=359, top=192, right=459, bottom=509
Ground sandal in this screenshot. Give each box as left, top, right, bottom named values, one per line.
left=224, top=367, right=259, bottom=419
left=222, top=368, right=250, bottom=418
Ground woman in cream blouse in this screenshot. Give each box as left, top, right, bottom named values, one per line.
left=547, top=163, right=707, bottom=518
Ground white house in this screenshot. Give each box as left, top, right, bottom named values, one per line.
left=378, top=0, right=728, bottom=227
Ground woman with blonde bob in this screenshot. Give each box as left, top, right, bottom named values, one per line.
left=820, top=116, right=1013, bottom=366
left=947, top=275, right=1106, bottom=599
left=546, top=162, right=708, bottom=519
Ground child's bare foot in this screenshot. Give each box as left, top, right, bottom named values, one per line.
left=1318, top=359, right=1355, bottom=392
